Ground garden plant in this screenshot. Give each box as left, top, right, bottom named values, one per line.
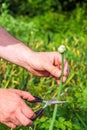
left=0, top=1, right=87, bottom=130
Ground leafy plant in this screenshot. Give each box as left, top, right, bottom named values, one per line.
left=0, top=4, right=87, bottom=130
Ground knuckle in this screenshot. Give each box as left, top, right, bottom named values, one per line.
left=8, top=107, right=19, bottom=116
left=3, top=113, right=11, bottom=121
left=15, top=100, right=22, bottom=109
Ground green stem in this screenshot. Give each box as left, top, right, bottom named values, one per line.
left=49, top=54, right=64, bottom=130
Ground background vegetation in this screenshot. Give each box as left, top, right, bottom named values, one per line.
left=0, top=0, right=87, bottom=130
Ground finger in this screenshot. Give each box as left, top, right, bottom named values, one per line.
left=56, top=79, right=60, bottom=85
left=36, top=70, right=50, bottom=77
left=3, top=121, right=16, bottom=129
left=56, top=76, right=67, bottom=84
left=44, top=63, right=61, bottom=78
left=9, top=89, right=35, bottom=102
left=54, top=52, right=62, bottom=66
left=21, top=102, right=36, bottom=119
left=64, top=59, right=69, bottom=77
left=29, top=68, right=50, bottom=77
left=16, top=109, right=33, bottom=126
left=63, top=76, right=67, bottom=83
left=11, top=117, right=22, bottom=126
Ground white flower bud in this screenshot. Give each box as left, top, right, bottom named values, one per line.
left=58, top=45, right=66, bottom=53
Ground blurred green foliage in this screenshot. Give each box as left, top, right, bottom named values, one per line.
left=0, top=0, right=87, bottom=130
left=0, top=0, right=87, bottom=16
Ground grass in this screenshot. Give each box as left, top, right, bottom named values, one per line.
left=0, top=7, right=87, bottom=130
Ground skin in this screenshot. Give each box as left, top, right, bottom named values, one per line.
left=0, top=27, right=69, bottom=128
left=0, top=89, right=35, bottom=128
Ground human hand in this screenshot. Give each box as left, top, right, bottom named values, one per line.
left=0, top=28, right=68, bottom=84
left=0, top=88, right=36, bottom=129
left=26, top=52, right=69, bottom=84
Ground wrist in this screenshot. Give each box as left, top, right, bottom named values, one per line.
left=12, top=42, right=35, bottom=70
left=23, top=50, right=38, bottom=71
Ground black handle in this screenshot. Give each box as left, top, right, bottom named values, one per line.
left=31, top=96, right=43, bottom=103
left=32, top=108, right=44, bottom=121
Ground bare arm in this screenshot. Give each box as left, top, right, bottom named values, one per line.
left=0, top=26, right=69, bottom=83
left=0, top=26, right=34, bottom=70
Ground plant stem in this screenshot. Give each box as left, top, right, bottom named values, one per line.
left=49, top=54, right=64, bottom=130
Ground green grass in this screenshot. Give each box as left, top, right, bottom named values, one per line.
left=0, top=7, right=87, bottom=130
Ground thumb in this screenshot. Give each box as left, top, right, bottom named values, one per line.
left=44, top=63, right=61, bottom=78
left=9, top=89, right=35, bottom=101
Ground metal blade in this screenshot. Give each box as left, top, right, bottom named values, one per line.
left=43, top=100, right=67, bottom=105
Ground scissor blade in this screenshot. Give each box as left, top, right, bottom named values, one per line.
left=32, top=108, right=44, bottom=121
left=45, top=100, right=67, bottom=105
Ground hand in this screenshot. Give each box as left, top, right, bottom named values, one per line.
left=0, top=88, right=36, bottom=129
left=26, top=52, right=69, bottom=84
left=0, top=28, right=68, bottom=84
left=0, top=27, right=68, bottom=84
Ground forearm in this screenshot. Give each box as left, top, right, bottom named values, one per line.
left=0, top=26, right=33, bottom=70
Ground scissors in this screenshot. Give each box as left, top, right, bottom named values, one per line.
left=31, top=96, right=66, bottom=120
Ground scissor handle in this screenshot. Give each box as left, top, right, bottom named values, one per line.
left=32, top=108, right=44, bottom=121
left=31, top=96, right=43, bottom=103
